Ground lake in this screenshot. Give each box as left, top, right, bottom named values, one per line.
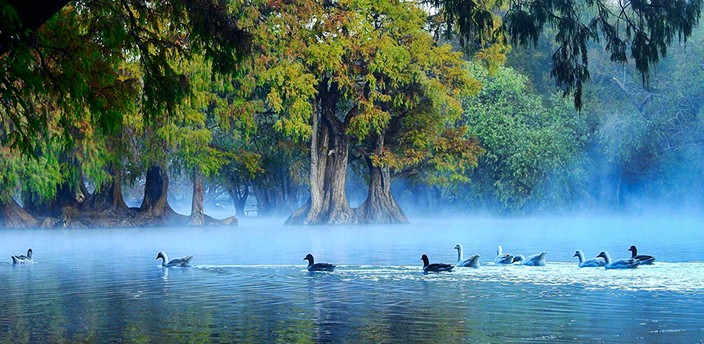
left=1, top=215, right=703, bottom=342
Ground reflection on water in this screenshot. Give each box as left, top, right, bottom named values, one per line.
left=0, top=215, right=703, bottom=342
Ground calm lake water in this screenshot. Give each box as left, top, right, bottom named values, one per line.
left=1, top=215, right=703, bottom=343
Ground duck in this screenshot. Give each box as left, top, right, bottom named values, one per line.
left=303, top=253, right=335, bottom=272
left=156, top=252, right=192, bottom=267
left=573, top=250, right=605, bottom=268
left=628, top=245, right=655, bottom=265
left=596, top=251, right=641, bottom=269
left=453, top=244, right=480, bottom=268
left=494, top=245, right=514, bottom=264
left=511, top=252, right=547, bottom=266
left=11, top=248, right=33, bottom=264
left=421, top=254, right=453, bottom=272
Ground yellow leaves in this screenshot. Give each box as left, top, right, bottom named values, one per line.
left=267, top=89, right=284, bottom=113
left=348, top=102, right=390, bottom=140
left=234, top=150, right=264, bottom=177
left=474, top=43, right=511, bottom=75
left=369, top=36, right=412, bottom=84
left=306, top=39, right=345, bottom=74
left=259, top=61, right=316, bottom=141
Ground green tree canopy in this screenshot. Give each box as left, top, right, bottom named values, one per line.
left=433, top=0, right=703, bottom=109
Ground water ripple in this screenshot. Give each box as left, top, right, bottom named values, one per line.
left=192, top=262, right=704, bottom=293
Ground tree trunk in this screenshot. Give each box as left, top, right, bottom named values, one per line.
left=286, top=110, right=354, bottom=224
left=140, top=164, right=173, bottom=217
left=356, top=134, right=408, bottom=224
left=83, top=164, right=128, bottom=212
left=252, top=185, right=274, bottom=216
left=252, top=167, right=292, bottom=217
left=0, top=198, right=38, bottom=228
left=226, top=174, right=249, bottom=217
left=190, top=166, right=205, bottom=226
left=23, top=180, right=81, bottom=218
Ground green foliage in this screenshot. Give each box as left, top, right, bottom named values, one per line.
left=1, top=0, right=251, bottom=153
left=461, top=63, right=588, bottom=211
left=436, top=0, right=703, bottom=109
left=0, top=142, right=62, bottom=203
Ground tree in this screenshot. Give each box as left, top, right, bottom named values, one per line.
left=1, top=0, right=251, bottom=152
left=507, top=21, right=704, bottom=210
left=254, top=0, right=482, bottom=224
left=460, top=63, right=588, bottom=212
left=0, top=0, right=252, bottom=227
left=348, top=3, right=485, bottom=223
left=432, top=0, right=703, bottom=109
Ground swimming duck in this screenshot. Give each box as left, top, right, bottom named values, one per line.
left=454, top=244, right=480, bottom=268
left=156, top=252, right=192, bottom=267
left=628, top=245, right=655, bottom=265
left=494, top=246, right=513, bottom=264
left=596, top=251, right=641, bottom=269
left=11, top=248, right=33, bottom=264
left=303, top=254, right=335, bottom=272
left=421, top=254, right=453, bottom=272
left=573, top=250, right=605, bottom=268
left=511, top=252, right=547, bottom=266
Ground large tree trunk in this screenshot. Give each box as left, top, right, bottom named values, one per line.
left=356, top=134, right=408, bottom=224
left=286, top=109, right=354, bottom=224
left=83, top=164, right=128, bottom=212
left=190, top=166, right=205, bottom=225
left=23, top=180, right=81, bottom=218
left=0, top=198, right=38, bottom=228
left=140, top=164, right=174, bottom=217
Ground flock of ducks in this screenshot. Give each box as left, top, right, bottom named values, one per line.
left=9, top=245, right=656, bottom=272
left=425, top=244, right=655, bottom=272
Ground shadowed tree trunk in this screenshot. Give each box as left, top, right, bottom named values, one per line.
left=254, top=170, right=302, bottom=217
left=0, top=198, right=38, bottom=228
left=190, top=166, right=205, bottom=225
left=286, top=83, right=354, bottom=224
left=83, top=164, right=129, bottom=212
left=23, top=180, right=81, bottom=218
left=226, top=175, right=248, bottom=217
left=356, top=134, right=408, bottom=224
left=253, top=186, right=278, bottom=216
left=140, top=164, right=174, bottom=217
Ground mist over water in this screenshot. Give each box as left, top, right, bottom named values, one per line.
left=1, top=215, right=703, bottom=342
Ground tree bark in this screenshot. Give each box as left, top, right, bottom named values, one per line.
left=140, top=164, right=174, bottom=217
left=0, top=197, right=38, bottom=228
left=286, top=109, right=354, bottom=224
left=190, top=166, right=205, bottom=225
left=356, top=134, right=408, bottom=224
left=23, top=180, right=80, bottom=218
left=83, top=164, right=129, bottom=212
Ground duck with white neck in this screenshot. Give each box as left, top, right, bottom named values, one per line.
left=573, top=250, right=605, bottom=268
left=596, top=251, right=640, bottom=269
left=156, top=252, right=192, bottom=267
left=454, top=244, right=480, bottom=268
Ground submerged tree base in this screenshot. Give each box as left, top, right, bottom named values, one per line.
left=0, top=198, right=39, bottom=228
left=0, top=203, right=237, bottom=229
left=285, top=201, right=356, bottom=225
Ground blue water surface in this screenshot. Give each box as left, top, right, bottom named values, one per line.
left=0, top=215, right=703, bottom=342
